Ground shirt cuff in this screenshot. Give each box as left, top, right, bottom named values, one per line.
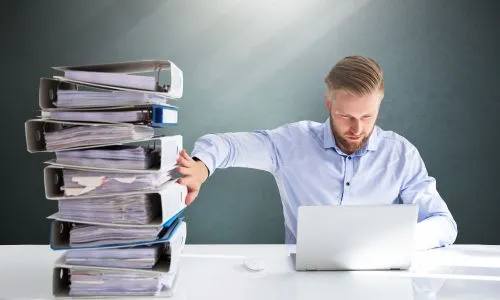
left=191, top=152, right=214, bottom=177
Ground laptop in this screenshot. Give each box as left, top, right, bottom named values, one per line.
left=292, top=204, right=418, bottom=271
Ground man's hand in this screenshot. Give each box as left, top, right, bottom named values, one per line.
left=176, top=149, right=209, bottom=205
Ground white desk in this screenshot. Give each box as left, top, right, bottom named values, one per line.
left=1, top=244, right=500, bottom=299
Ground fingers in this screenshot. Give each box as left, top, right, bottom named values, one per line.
left=180, top=149, right=192, bottom=161
left=185, top=190, right=199, bottom=205
left=177, top=156, right=194, bottom=168
left=177, top=149, right=195, bottom=168
left=176, top=149, right=202, bottom=205
left=177, top=175, right=204, bottom=193
left=176, top=177, right=199, bottom=205
left=176, top=175, right=196, bottom=187
left=177, top=166, right=193, bottom=176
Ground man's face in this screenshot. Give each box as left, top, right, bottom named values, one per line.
left=325, top=89, right=382, bottom=154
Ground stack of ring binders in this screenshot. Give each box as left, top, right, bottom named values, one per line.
left=24, top=60, right=188, bottom=298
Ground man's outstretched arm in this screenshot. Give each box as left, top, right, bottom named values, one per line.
left=177, top=129, right=283, bottom=204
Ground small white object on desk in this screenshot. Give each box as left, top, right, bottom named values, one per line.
left=243, top=259, right=265, bottom=272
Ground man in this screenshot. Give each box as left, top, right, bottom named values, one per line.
left=176, top=55, right=458, bottom=250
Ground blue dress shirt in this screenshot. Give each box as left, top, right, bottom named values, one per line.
left=191, top=119, right=458, bottom=249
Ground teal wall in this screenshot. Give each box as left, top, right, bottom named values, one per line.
left=1, top=0, right=499, bottom=244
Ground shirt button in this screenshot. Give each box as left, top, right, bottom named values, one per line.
left=347, top=156, right=352, bottom=160
left=346, top=182, right=350, bottom=186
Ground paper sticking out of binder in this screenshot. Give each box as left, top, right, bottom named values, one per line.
left=43, top=165, right=174, bottom=198
left=46, top=180, right=187, bottom=229
left=25, top=119, right=156, bottom=153
left=44, top=135, right=182, bottom=172
left=51, top=60, right=183, bottom=99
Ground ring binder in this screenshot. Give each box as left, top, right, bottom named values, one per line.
left=44, top=135, right=182, bottom=173
left=45, top=178, right=187, bottom=229
left=40, top=104, right=179, bottom=127
left=50, top=217, right=186, bottom=250
left=39, top=77, right=177, bottom=110
left=25, top=119, right=155, bottom=153
left=52, top=60, right=183, bottom=98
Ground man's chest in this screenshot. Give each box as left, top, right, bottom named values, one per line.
left=278, top=150, right=403, bottom=205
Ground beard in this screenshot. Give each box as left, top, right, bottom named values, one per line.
left=330, top=119, right=373, bottom=154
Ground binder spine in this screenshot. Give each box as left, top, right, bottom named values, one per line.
left=150, top=105, right=178, bottom=127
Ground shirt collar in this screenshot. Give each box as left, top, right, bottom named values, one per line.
left=366, top=126, right=380, bottom=151
left=322, top=118, right=380, bottom=153
left=322, top=118, right=336, bottom=149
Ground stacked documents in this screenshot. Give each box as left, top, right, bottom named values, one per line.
left=54, top=90, right=168, bottom=108
left=37, top=80, right=180, bottom=127
left=52, top=220, right=186, bottom=297
left=42, top=107, right=179, bottom=126
left=55, top=145, right=159, bottom=170
left=61, top=169, right=172, bottom=197
left=56, top=194, right=160, bottom=225
left=42, top=109, right=150, bottom=123
left=64, top=247, right=161, bottom=269
left=69, top=224, right=162, bottom=247
left=51, top=220, right=186, bottom=297
left=68, top=269, right=175, bottom=296
left=44, top=124, right=154, bottom=151
left=25, top=60, right=187, bottom=298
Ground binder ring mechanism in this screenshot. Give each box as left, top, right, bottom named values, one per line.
left=48, top=87, right=55, bottom=103
left=54, top=172, right=61, bottom=190
left=154, top=65, right=169, bottom=93
left=49, top=81, right=71, bottom=106
left=35, top=129, right=42, bottom=143
left=59, top=222, right=76, bottom=235
left=54, top=170, right=66, bottom=194
left=146, top=139, right=160, bottom=152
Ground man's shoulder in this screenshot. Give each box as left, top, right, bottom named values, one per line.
left=270, top=120, right=324, bottom=138
left=376, top=127, right=418, bottom=154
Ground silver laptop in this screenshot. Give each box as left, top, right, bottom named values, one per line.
left=293, top=204, right=418, bottom=271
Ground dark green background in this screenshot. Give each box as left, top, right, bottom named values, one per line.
left=1, top=0, right=498, bottom=244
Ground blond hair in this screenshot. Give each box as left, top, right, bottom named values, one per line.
left=325, top=55, right=384, bottom=98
